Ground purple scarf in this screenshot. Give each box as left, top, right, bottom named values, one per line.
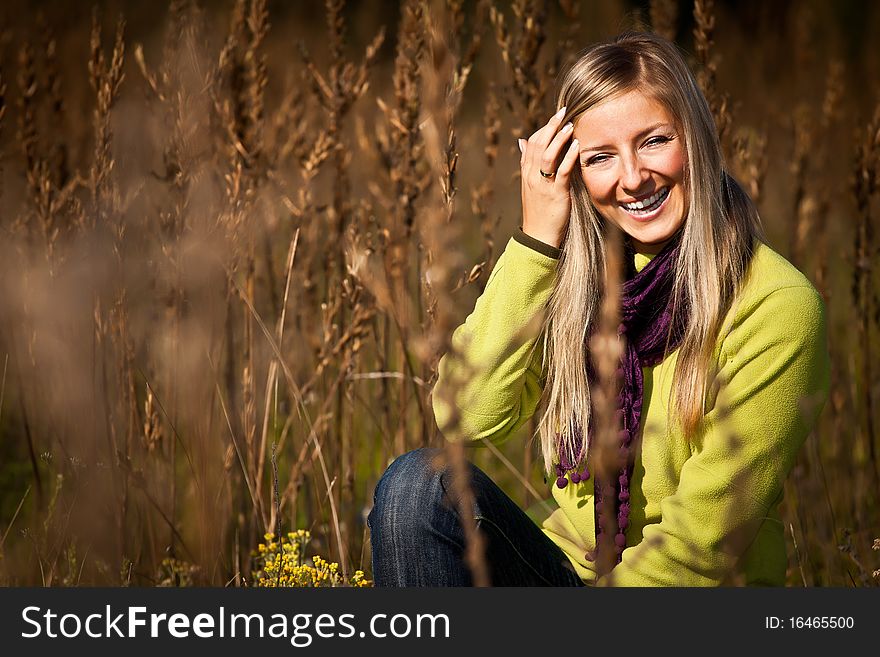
left=555, top=231, right=687, bottom=565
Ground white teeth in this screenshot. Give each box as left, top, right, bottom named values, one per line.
left=622, top=187, right=668, bottom=212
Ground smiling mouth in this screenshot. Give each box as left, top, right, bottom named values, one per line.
left=620, top=187, right=670, bottom=214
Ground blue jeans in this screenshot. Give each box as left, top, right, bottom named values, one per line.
left=367, top=448, right=586, bottom=587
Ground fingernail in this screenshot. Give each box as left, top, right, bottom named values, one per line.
left=563, top=122, right=573, bottom=132
left=518, top=138, right=525, bottom=153
left=555, top=106, right=566, bottom=119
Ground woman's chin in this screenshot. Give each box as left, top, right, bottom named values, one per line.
left=618, top=206, right=684, bottom=253
left=622, top=224, right=677, bottom=254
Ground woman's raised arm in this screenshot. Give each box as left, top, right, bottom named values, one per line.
left=431, top=234, right=558, bottom=444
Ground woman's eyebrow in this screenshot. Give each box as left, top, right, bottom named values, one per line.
left=579, top=122, right=673, bottom=152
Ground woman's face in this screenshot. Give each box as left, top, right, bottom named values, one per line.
left=573, top=89, right=687, bottom=254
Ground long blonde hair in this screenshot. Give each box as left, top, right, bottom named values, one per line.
left=538, top=32, right=764, bottom=474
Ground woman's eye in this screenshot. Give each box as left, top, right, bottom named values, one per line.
left=585, top=154, right=610, bottom=166
left=645, top=135, right=670, bottom=147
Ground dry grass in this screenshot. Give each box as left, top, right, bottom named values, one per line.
left=0, top=0, right=877, bottom=586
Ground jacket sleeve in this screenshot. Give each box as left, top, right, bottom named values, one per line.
left=431, top=234, right=558, bottom=444
left=597, top=284, right=831, bottom=586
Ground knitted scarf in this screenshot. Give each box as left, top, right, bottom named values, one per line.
left=555, top=230, right=687, bottom=565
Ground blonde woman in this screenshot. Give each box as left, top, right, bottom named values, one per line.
left=368, top=32, right=830, bottom=586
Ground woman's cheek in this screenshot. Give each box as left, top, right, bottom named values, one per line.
left=579, top=167, right=602, bottom=194
left=667, top=147, right=687, bottom=180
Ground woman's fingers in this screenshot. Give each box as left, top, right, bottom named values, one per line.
left=526, top=106, right=567, bottom=149
left=523, top=107, right=569, bottom=178
left=553, top=138, right=580, bottom=187
left=540, top=122, right=574, bottom=176
left=519, top=108, right=572, bottom=249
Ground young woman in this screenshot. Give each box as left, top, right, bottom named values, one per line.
left=368, top=32, right=830, bottom=586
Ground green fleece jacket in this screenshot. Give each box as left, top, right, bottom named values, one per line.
left=432, top=231, right=830, bottom=586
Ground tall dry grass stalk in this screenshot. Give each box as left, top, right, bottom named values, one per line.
left=587, top=227, right=624, bottom=579
left=790, top=104, right=813, bottom=267
left=489, top=0, right=561, bottom=505
left=420, top=0, right=490, bottom=587
left=692, top=0, right=731, bottom=152
left=0, top=1, right=877, bottom=587
left=852, top=102, right=880, bottom=489
left=0, top=68, right=5, bottom=201
left=813, top=59, right=845, bottom=299
left=88, top=8, right=132, bottom=574
left=299, top=0, right=385, bottom=574
left=776, top=59, right=850, bottom=587
left=731, top=128, right=767, bottom=210
left=490, top=0, right=551, bottom=133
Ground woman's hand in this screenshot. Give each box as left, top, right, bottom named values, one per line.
left=518, top=106, right=580, bottom=249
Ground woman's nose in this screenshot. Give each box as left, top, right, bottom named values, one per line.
left=619, top=154, right=651, bottom=193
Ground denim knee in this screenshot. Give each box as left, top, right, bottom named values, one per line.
left=368, top=448, right=446, bottom=537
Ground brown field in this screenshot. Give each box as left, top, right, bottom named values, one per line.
left=0, top=0, right=878, bottom=586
